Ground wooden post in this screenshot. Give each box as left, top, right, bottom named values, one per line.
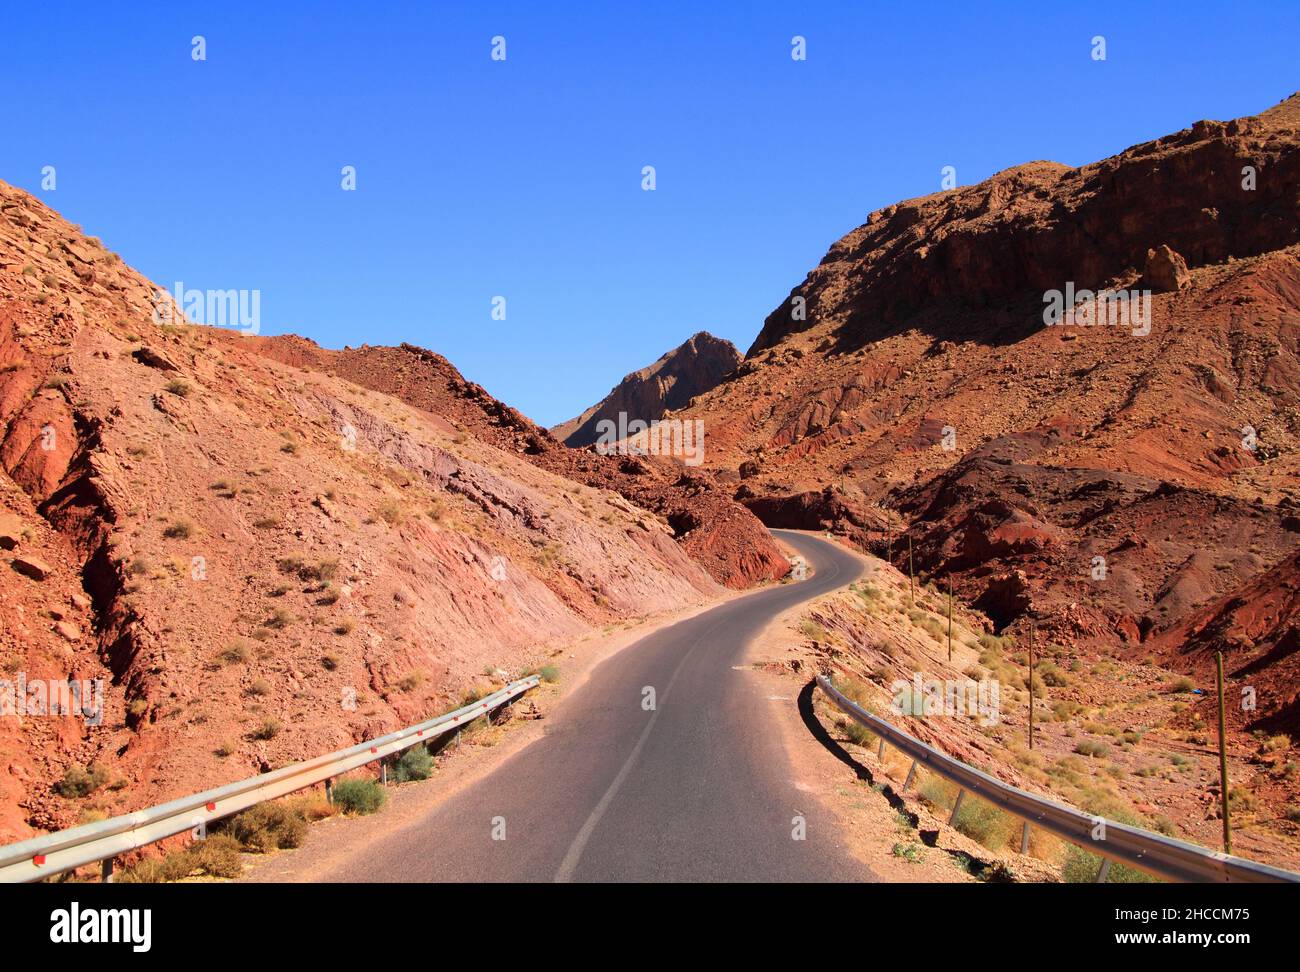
left=947, top=575, right=954, bottom=663
left=1217, top=650, right=1232, bottom=855
left=907, top=534, right=914, bottom=607
left=1028, top=625, right=1036, bottom=751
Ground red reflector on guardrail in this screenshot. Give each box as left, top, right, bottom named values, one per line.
left=370, top=747, right=377, bottom=753
left=33, top=855, right=45, bottom=866
left=206, top=802, right=216, bottom=811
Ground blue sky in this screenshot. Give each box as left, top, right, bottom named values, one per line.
left=3, top=2, right=1297, bottom=426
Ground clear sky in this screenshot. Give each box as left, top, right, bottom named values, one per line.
left=3, top=2, right=1297, bottom=425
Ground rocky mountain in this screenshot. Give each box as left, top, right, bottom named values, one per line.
left=675, top=93, right=1300, bottom=727
left=231, top=335, right=788, bottom=589
left=0, top=180, right=783, bottom=844
left=552, top=331, right=741, bottom=448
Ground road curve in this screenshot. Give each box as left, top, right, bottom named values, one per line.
left=309, top=530, right=868, bottom=882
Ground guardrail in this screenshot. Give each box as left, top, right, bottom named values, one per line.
left=0, top=675, right=541, bottom=883
left=816, top=674, right=1300, bottom=884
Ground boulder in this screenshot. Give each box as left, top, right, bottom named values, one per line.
left=131, top=346, right=180, bottom=371
left=11, top=555, right=52, bottom=580
left=1143, top=244, right=1192, bottom=292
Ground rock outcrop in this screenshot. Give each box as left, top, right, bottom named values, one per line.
left=1143, top=244, right=1192, bottom=293
left=552, top=332, right=741, bottom=448
left=672, top=91, right=1300, bottom=694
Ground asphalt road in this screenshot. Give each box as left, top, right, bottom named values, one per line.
left=325, top=529, right=869, bottom=882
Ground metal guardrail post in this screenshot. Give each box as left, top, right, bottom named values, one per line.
left=1021, top=822, right=1031, bottom=854
left=1096, top=858, right=1111, bottom=883
left=877, top=738, right=885, bottom=761
left=380, top=762, right=388, bottom=786
left=948, top=789, right=966, bottom=825
left=101, top=858, right=113, bottom=883
left=903, top=761, right=918, bottom=790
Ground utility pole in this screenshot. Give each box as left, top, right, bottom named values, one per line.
left=907, top=534, right=914, bottom=607
left=1217, top=651, right=1232, bottom=855
left=1028, top=624, right=1036, bottom=751
left=947, top=575, right=954, bottom=663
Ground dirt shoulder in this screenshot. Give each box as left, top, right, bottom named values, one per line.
left=745, top=531, right=1052, bottom=883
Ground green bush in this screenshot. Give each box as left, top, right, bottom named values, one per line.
left=189, top=834, right=244, bottom=877
left=918, top=775, right=958, bottom=811
left=394, top=745, right=433, bottom=782
left=250, top=718, right=281, bottom=740
left=799, top=620, right=828, bottom=641
left=892, top=842, right=925, bottom=863
left=331, top=778, right=387, bottom=815
left=842, top=718, right=875, bottom=748
left=219, top=802, right=307, bottom=853
left=117, top=834, right=243, bottom=882
left=1039, top=663, right=1070, bottom=687
left=56, top=764, right=110, bottom=799
left=1074, top=739, right=1112, bottom=758
left=217, top=640, right=252, bottom=665
left=163, top=518, right=194, bottom=539
left=952, top=797, right=1015, bottom=850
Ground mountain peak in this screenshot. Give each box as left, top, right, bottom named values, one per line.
left=552, top=331, right=740, bottom=447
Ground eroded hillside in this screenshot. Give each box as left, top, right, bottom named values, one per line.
left=230, top=334, right=788, bottom=589
left=676, top=94, right=1300, bottom=731
left=0, top=180, right=734, bottom=843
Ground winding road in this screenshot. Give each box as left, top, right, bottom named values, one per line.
left=307, top=529, right=869, bottom=882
